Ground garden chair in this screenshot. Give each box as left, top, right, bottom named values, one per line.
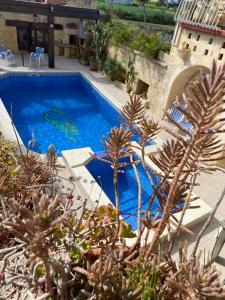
left=0, top=43, right=5, bottom=54
left=180, top=120, right=193, bottom=132
left=164, top=104, right=184, bottom=124
left=0, top=49, right=15, bottom=65
left=164, top=104, right=193, bottom=138
left=30, top=47, right=45, bottom=68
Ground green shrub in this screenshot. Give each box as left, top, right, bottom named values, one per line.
left=111, top=24, right=135, bottom=47
left=103, top=58, right=126, bottom=82
left=131, top=31, right=170, bottom=58
left=109, top=20, right=171, bottom=58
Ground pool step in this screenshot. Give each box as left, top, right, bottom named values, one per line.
left=62, top=147, right=111, bottom=210
left=62, top=147, right=94, bottom=168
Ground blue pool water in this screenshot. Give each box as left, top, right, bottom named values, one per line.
left=0, top=73, right=160, bottom=227
left=0, top=74, right=120, bottom=154
left=87, top=157, right=160, bottom=230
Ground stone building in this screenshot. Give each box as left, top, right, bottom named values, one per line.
left=0, top=0, right=96, bottom=55
left=164, top=0, right=225, bottom=113
left=110, top=0, right=225, bottom=120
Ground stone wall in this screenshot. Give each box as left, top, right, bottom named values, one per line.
left=0, top=0, right=96, bottom=51
left=171, top=26, right=225, bottom=68
left=108, top=25, right=225, bottom=120
left=0, top=12, right=83, bottom=52
left=108, top=46, right=171, bottom=119
left=0, top=12, right=47, bottom=52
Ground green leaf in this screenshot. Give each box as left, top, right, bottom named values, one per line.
left=70, top=248, right=82, bottom=264
left=10, top=165, right=21, bottom=174
left=36, top=266, right=45, bottom=278
left=119, top=222, right=136, bottom=238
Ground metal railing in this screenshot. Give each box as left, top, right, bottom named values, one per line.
left=175, top=0, right=225, bottom=30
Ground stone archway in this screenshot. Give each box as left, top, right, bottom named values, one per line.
left=164, top=65, right=210, bottom=114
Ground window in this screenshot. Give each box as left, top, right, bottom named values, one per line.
left=193, top=45, right=197, bottom=52
left=135, top=79, right=149, bottom=98
left=222, top=42, right=225, bottom=49
left=204, top=49, right=209, bottom=55
left=218, top=54, right=224, bottom=60
left=188, top=33, right=192, bottom=39
left=196, top=35, right=200, bottom=41
left=209, top=38, right=213, bottom=45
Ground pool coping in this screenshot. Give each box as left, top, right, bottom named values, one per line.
left=62, top=142, right=212, bottom=247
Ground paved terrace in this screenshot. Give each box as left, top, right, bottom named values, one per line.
left=1, top=55, right=225, bottom=277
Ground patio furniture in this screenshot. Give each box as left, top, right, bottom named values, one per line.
left=164, top=104, right=193, bottom=137
left=167, top=104, right=184, bottom=124
left=30, top=47, right=45, bottom=68
left=0, top=43, right=5, bottom=53
left=0, top=49, right=15, bottom=64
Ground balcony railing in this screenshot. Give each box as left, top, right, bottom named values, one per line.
left=175, top=0, right=225, bottom=30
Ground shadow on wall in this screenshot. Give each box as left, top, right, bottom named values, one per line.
left=164, top=65, right=210, bottom=114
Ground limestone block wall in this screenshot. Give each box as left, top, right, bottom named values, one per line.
left=0, top=23, right=17, bottom=52
left=108, top=23, right=225, bottom=120
left=171, top=27, right=225, bottom=67
left=0, top=12, right=48, bottom=52
left=108, top=46, right=171, bottom=120
left=108, top=45, right=215, bottom=120
left=0, top=12, right=81, bottom=52
left=55, top=16, right=79, bottom=44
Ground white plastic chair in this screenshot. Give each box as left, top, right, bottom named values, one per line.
left=30, top=47, right=45, bottom=68
left=0, top=49, right=15, bottom=65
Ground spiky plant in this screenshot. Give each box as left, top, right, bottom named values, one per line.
left=95, top=127, right=132, bottom=224
left=1, top=194, right=71, bottom=295
left=0, top=143, right=58, bottom=204
left=121, top=94, right=146, bottom=127
left=146, top=61, right=225, bottom=257
left=161, top=243, right=225, bottom=300
left=74, top=248, right=161, bottom=300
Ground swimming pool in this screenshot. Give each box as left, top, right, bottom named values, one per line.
left=87, top=156, right=160, bottom=230
left=0, top=73, right=120, bottom=154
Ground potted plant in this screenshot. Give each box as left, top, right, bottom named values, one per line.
left=103, top=58, right=126, bottom=82
left=89, top=57, right=98, bottom=72
left=78, top=51, right=89, bottom=66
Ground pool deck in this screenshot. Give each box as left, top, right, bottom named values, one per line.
left=1, top=55, right=225, bottom=277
